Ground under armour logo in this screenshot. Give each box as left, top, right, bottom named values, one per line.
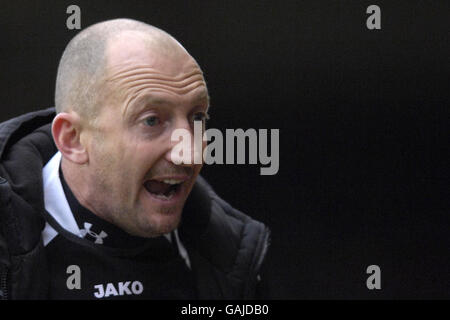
left=80, top=222, right=108, bottom=244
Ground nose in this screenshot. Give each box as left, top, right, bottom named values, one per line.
left=165, top=119, right=204, bottom=166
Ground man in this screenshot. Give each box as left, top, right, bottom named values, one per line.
left=0, top=19, right=270, bottom=299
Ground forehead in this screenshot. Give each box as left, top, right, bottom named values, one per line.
left=105, top=30, right=198, bottom=78
left=103, top=30, right=208, bottom=107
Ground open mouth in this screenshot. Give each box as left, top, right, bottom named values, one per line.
left=144, top=178, right=185, bottom=201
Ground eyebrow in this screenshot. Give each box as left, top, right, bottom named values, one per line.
left=127, top=91, right=210, bottom=117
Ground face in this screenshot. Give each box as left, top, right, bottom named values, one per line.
left=81, top=32, right=209, bottom=237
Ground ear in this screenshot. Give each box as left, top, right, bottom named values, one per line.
left=52, top=112, right=89, bottom=164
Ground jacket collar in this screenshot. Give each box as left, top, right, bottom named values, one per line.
left=0, top=107, right=56, bottom=160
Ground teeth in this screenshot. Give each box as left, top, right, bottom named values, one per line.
left=153, top=192, right=175, bottom=200
left=161, top=179, right=183, bottom=185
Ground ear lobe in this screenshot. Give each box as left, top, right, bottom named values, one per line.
left=52, top=112, right=89, bottom=164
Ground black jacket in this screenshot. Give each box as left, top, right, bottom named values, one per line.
left=0, top=108, right=270, bottom=300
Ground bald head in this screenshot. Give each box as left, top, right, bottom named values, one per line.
left=55, top=18, right=194, bottom=121
left=52, top=19, right=208, bottom=238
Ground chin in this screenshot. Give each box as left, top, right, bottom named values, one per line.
left=135, top=206, right=183, bottom=237
left=135, top=180, right=191, bottom=235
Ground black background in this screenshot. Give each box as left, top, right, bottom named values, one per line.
left=0, top=0, right=448, bottom=299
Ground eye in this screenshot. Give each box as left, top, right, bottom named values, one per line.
left=192, top=112, right=209, bottom=122
left=144, top=116, right=160, bottom=127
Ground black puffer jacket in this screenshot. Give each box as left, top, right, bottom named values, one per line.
left=0, top=108, right=270, bottom=299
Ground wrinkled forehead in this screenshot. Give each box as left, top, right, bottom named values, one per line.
left=104, top=30, right=203, bottom=79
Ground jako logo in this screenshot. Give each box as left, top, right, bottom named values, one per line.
left=94, top=281, right=144, bottom=298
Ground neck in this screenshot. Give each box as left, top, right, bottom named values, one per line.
left=61, top=157, right=99, bottom=219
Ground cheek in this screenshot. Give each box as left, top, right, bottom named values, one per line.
left=135, top=138, right=169, bottom=162
left=88, top=133, right=128, bottom=184
left=93, top=125, right=171, bottom=180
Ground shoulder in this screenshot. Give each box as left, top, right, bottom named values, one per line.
left=181, top=175, right=270, bottom=275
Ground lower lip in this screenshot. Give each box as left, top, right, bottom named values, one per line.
left=143, top=182, right=186, bottom=206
